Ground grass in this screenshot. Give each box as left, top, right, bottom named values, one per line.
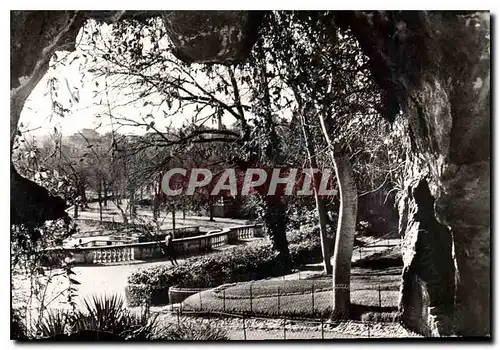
left=181, top=267, right=401, bottom=320
left=216, top=279, right=333, bottom=299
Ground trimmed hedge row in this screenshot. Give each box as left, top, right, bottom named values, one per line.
left=125, top=226, right=329, bottom=307
left=126, top=243, right=291, bottom=306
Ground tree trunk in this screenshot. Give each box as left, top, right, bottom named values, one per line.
left=98, top=181, right=103, bottom=222
left=299, top=108, right=333, bottom=274
left=318, top=113, right=358, bottom=319
left=114, top=200, right=128, bottom=225
left=330, top=152, right=357, bottom=318
left=129, top=191, right=136, bottom=222
left=172, top=204, right=176, bottom=237
left=80, top=183, right=89, bottom=209
left=263, top=195, right=291, bottom=264
left=255, top=42, right=290, bottom=264
left=208, top=197, right=214, bottom=221
left=152, top=199, right=157, bottom=219
left=103, top=182, right=108, bottom=207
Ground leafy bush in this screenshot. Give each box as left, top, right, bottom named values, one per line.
left=124, top=283, right=168, bottom=307
left=126, top=244, right=291, bottom=306
left=289, top=239, right=323, bottom=266
left=11, top=309, right=28, bottom=340
left=126, top=225, right=334, bottom=307
left=287, top=224, right=321, bottom=244
left=287, top=225, right=334, bottom=265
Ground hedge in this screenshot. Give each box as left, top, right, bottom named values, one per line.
left=126, top=243, right=291, bottom=306
left=126, top=227, right=329, bottom=307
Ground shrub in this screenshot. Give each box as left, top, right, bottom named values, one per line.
left=287, top=225, right=334, bottom=266
left=126, top=226, right=334, bottom=307
left=289, top=239, right=323, bottom=266
left=126, top=244, right=291, bottom=306
left=11, top=309, right=28, bottom=340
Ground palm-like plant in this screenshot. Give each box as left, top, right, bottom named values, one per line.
left=74, top=294, right=158, bottom=340
left=22, top=294, right=158, bottom=340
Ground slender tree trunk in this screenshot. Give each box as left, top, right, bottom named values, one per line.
left=103, top=182, right=108, bottom=207
left=209, top=197, right=214, bottom=221
left=316, top=197, right=332, bottom=273
left=114, top=199, right=128, bottom=225
left=98, top=181, right=103, bottom=222
left=330, top=153, right=357, bottom=318
left=80, top=184, right=89, bottom=209
left=255, top=41, right=290, bottom=263
left=152, top=198, right=157, bottom=218
left=129, top=191, right=136, bottom=222
left=172, top=204, right=176, bottom=237
left=73, top=201, right=79, bottom=219
left=299, top=107, right=333, bottom=274
left=319, top=113, right=358, bottom=319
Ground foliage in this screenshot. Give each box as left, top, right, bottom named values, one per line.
left=126, top=243, right=291, bottom=306
left=16, top=294, right=159, bottom=340
left=11, top=309, right=28, bottom=340
left=126, top=229, right=333, bottom=307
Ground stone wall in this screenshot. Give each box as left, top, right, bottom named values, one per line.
left=337, top=11, right=490, bottom=336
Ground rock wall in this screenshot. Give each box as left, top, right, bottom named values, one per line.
left=337, top=11, right=490, bottom=336
left=162, top=11, right=262, bottom=64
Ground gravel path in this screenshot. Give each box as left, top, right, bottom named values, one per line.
left=152, top=311, right=421, bottom=339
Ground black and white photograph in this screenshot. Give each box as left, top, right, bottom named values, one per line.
left=9, top=9, right=491, bottom=341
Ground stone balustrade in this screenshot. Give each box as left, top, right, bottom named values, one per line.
left=44, top=223, right=263, bottom=266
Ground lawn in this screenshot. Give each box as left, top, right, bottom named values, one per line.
left=181, top=266, right=401, bottom=320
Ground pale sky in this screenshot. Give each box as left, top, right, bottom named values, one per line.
left=18, top=21, right=234, bottom=139
left=17, top=17, right=296, bottom=145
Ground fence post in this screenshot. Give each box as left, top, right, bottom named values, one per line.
left=249, top=284, right=253, bottom=314
left=199, top=292, right=203, bottom=311
left=311, top=284, right=315, bottom=314
left=176, top=307, right=180, bottom=327
left=243, top=314, right=247, bottom=340
left=223, top=290, right=226, bottom=313
left=378, top=284, right=382, bottom=311
left=359, top=247, right=362, bottom=260
left=277, top=287, right=281, bottom=314
left=283, top=316, right=286, bottom=340
left=321, top=316, right=324, bottom=339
